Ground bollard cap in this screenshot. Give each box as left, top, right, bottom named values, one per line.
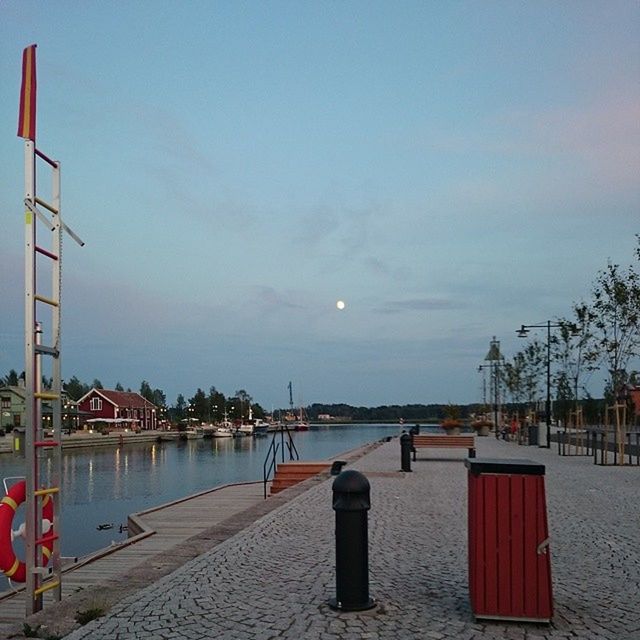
left=332, top=470, right=370, bottom=511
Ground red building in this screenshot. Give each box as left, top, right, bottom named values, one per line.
left=77, top=389, right=158, bottom=431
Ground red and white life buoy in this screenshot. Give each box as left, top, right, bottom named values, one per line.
left=0, top=480, right=54, bottom=583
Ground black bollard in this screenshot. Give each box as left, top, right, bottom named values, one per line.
left=328, top=470, right=376, bottom=611
left=400, top=431, right=412, bottom=472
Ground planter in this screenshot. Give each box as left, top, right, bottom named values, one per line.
left=471, top=421, right=492, bottom=437
left=474, top=425, right=491, bottom=437
left=440, top=422, right=460, bottom=436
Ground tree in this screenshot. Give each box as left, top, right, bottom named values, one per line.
left=152, top=388, right=166, bottom=408
left=140, top=380, right=155, bottom=403
left=585, top=254, right=640, bottom=401
left=233, top=389, right=252, bottom=420
left=1, top=369, right=20, bottom=386
left=64, top=376, right=89, bottom=401
left=92, top=379, right=104, bottom=389
left=115, top=382, right=124, bottom=391
left=208, top=386, right=225, bottom=422
left=173, top=394, right=186, bottom=422
left=188, top=388, right=208, bottom=422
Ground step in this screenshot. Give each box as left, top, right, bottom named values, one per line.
left=270, top=461, right=331, bottom=495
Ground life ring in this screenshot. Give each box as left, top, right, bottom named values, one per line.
left=0, top=480, right=54, bottom=583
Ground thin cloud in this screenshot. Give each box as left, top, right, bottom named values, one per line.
left=374, top=298, right=466, bottom=314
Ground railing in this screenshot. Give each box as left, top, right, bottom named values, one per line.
left=588, top=427, right=640, bottom=466
left=262, top=425, right=299, bottom=499
left=557, top=428, right=593, bottom=457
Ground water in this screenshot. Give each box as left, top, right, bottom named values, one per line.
left=0, top=424, right=407, bottom=565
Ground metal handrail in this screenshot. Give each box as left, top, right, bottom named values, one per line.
left=262, top=425, right=300, bottom=499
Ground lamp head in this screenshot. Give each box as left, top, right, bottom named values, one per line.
left=516, top=325, right=529, bottom=338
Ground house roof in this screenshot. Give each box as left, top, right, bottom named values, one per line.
left=0, top=386, right=27, bottom=399
left=77, top=388, right=157, bottom=409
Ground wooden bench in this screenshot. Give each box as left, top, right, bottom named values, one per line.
left=411, top=434, right=476, bottom=460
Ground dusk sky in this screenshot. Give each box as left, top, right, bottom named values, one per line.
left=1, top=2, right=638, bottom=409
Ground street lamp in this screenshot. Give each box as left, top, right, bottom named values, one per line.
left=481, top=337, right=504, bottom=439
left=516, top=321, right=578, bottom=448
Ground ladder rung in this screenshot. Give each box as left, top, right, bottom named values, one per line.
left=34, top=196, right=59, bottom=215
left=35, top=345, right=60, bottom=357
left=35, top=440, right=59, bottom=448
left=34, top=391, right=59, bottom=400
left=34, top=294, right=59, bottom=307
left=34, top=487, right=59, bottom=497
left=35, top=245, right=59, bottom=261
left=33, top=579, right=60, bottom=597
left=35, top=147, right=58, bottom=168
left=36, top=533, right=58, bottom=546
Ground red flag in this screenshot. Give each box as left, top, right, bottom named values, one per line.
left=17, top=44, right=37, bottom=141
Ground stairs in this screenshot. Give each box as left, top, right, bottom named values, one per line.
left=269, top=462, right=331, bottom=495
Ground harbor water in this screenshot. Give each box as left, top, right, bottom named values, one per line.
left=0, top=424, right=412, bottom=571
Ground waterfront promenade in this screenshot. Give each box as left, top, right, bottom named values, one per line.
left=9, top=434, right=640, bottom=639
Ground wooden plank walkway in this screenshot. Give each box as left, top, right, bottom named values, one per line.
left=0, top=480, right=266, bottom=635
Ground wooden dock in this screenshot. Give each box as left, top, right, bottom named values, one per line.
left=0, top=480, right=267, bottom=636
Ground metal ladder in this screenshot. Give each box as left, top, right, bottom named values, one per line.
left=19, top=44, right=84, bottom=614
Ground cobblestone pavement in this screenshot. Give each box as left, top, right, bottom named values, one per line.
left=62, top=436, right=639, bottom=640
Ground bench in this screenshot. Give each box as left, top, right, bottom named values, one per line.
left=411, top=434, right=476, bottom=460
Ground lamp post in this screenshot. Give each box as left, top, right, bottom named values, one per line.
left=481, top=337, right=504, bottom=439
left=516, top=321, right=576, bottom=448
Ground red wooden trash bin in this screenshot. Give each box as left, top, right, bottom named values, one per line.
left=465, top=458, right=553, bottom=623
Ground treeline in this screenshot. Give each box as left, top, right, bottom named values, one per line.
left=307, top=403, right=484, bottom=422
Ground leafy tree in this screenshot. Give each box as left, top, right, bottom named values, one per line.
left=115, top=382, right=124, bottom=391
left=1, top=369, right=20, bottom=386
left=173, top=394, right=186, bottom=421
left=140, top=380, right=155, bottom=403
left=64, top=376, right=89, bottom=401
left=234, top=389, right=252, bottom=420
left=208, top=387, right=225, bottom=422
left=92, top=378, right=104, bottom=389
left=188, top=388, right=208, bottom=422
left=585, top=253, right=640, bottom=401
left=152, top=388, right=166, bottom=408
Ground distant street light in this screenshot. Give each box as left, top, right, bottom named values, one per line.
left=516, top=321, right=579, bottom=448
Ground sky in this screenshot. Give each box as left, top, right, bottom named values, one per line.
left=1, top=2, right=639, bottom=409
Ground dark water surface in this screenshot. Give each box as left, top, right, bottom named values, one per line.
left=0, top=424, right=410, bottom=562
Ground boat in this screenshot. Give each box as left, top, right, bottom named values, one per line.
left=236, top=422, right=254, bottom=437
left=209, top=419, right=234, bottom=438
left=211, top=425, right=234, bottom=438
left=288, top=381, right=310, bottom=431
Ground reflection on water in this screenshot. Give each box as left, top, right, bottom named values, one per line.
left=0, top=424, right=405, bottom=563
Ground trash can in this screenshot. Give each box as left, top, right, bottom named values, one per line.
left=527, top=424, right=539, bottom=446
left=465, top=458, right=552, bottom=622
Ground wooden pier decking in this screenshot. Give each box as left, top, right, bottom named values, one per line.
left=0, top=480, right=267, bottom=636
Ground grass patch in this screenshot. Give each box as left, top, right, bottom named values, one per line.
left=74, top=607, right=105, bottom=626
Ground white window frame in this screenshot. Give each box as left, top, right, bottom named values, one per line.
left=90, top=397, right=103, bottom=411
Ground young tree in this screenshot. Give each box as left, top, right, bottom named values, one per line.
left=585, top=254, right=640, bottom=401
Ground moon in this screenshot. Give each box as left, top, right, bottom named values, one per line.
left=336, top=300, right=346, bottom=310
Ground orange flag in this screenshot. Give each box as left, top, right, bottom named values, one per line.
left=17, top=44, right=37, bottom=141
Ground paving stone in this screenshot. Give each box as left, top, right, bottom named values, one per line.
left=47, top=437, right=640, bottom=639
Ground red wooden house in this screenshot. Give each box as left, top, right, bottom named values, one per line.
left=77, top=389, right=157, bottom=431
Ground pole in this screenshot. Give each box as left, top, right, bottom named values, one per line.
left=545, top=320, right=551, bottom=449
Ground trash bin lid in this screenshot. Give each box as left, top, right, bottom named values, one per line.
left=465, top=458, right=545, bottom=475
